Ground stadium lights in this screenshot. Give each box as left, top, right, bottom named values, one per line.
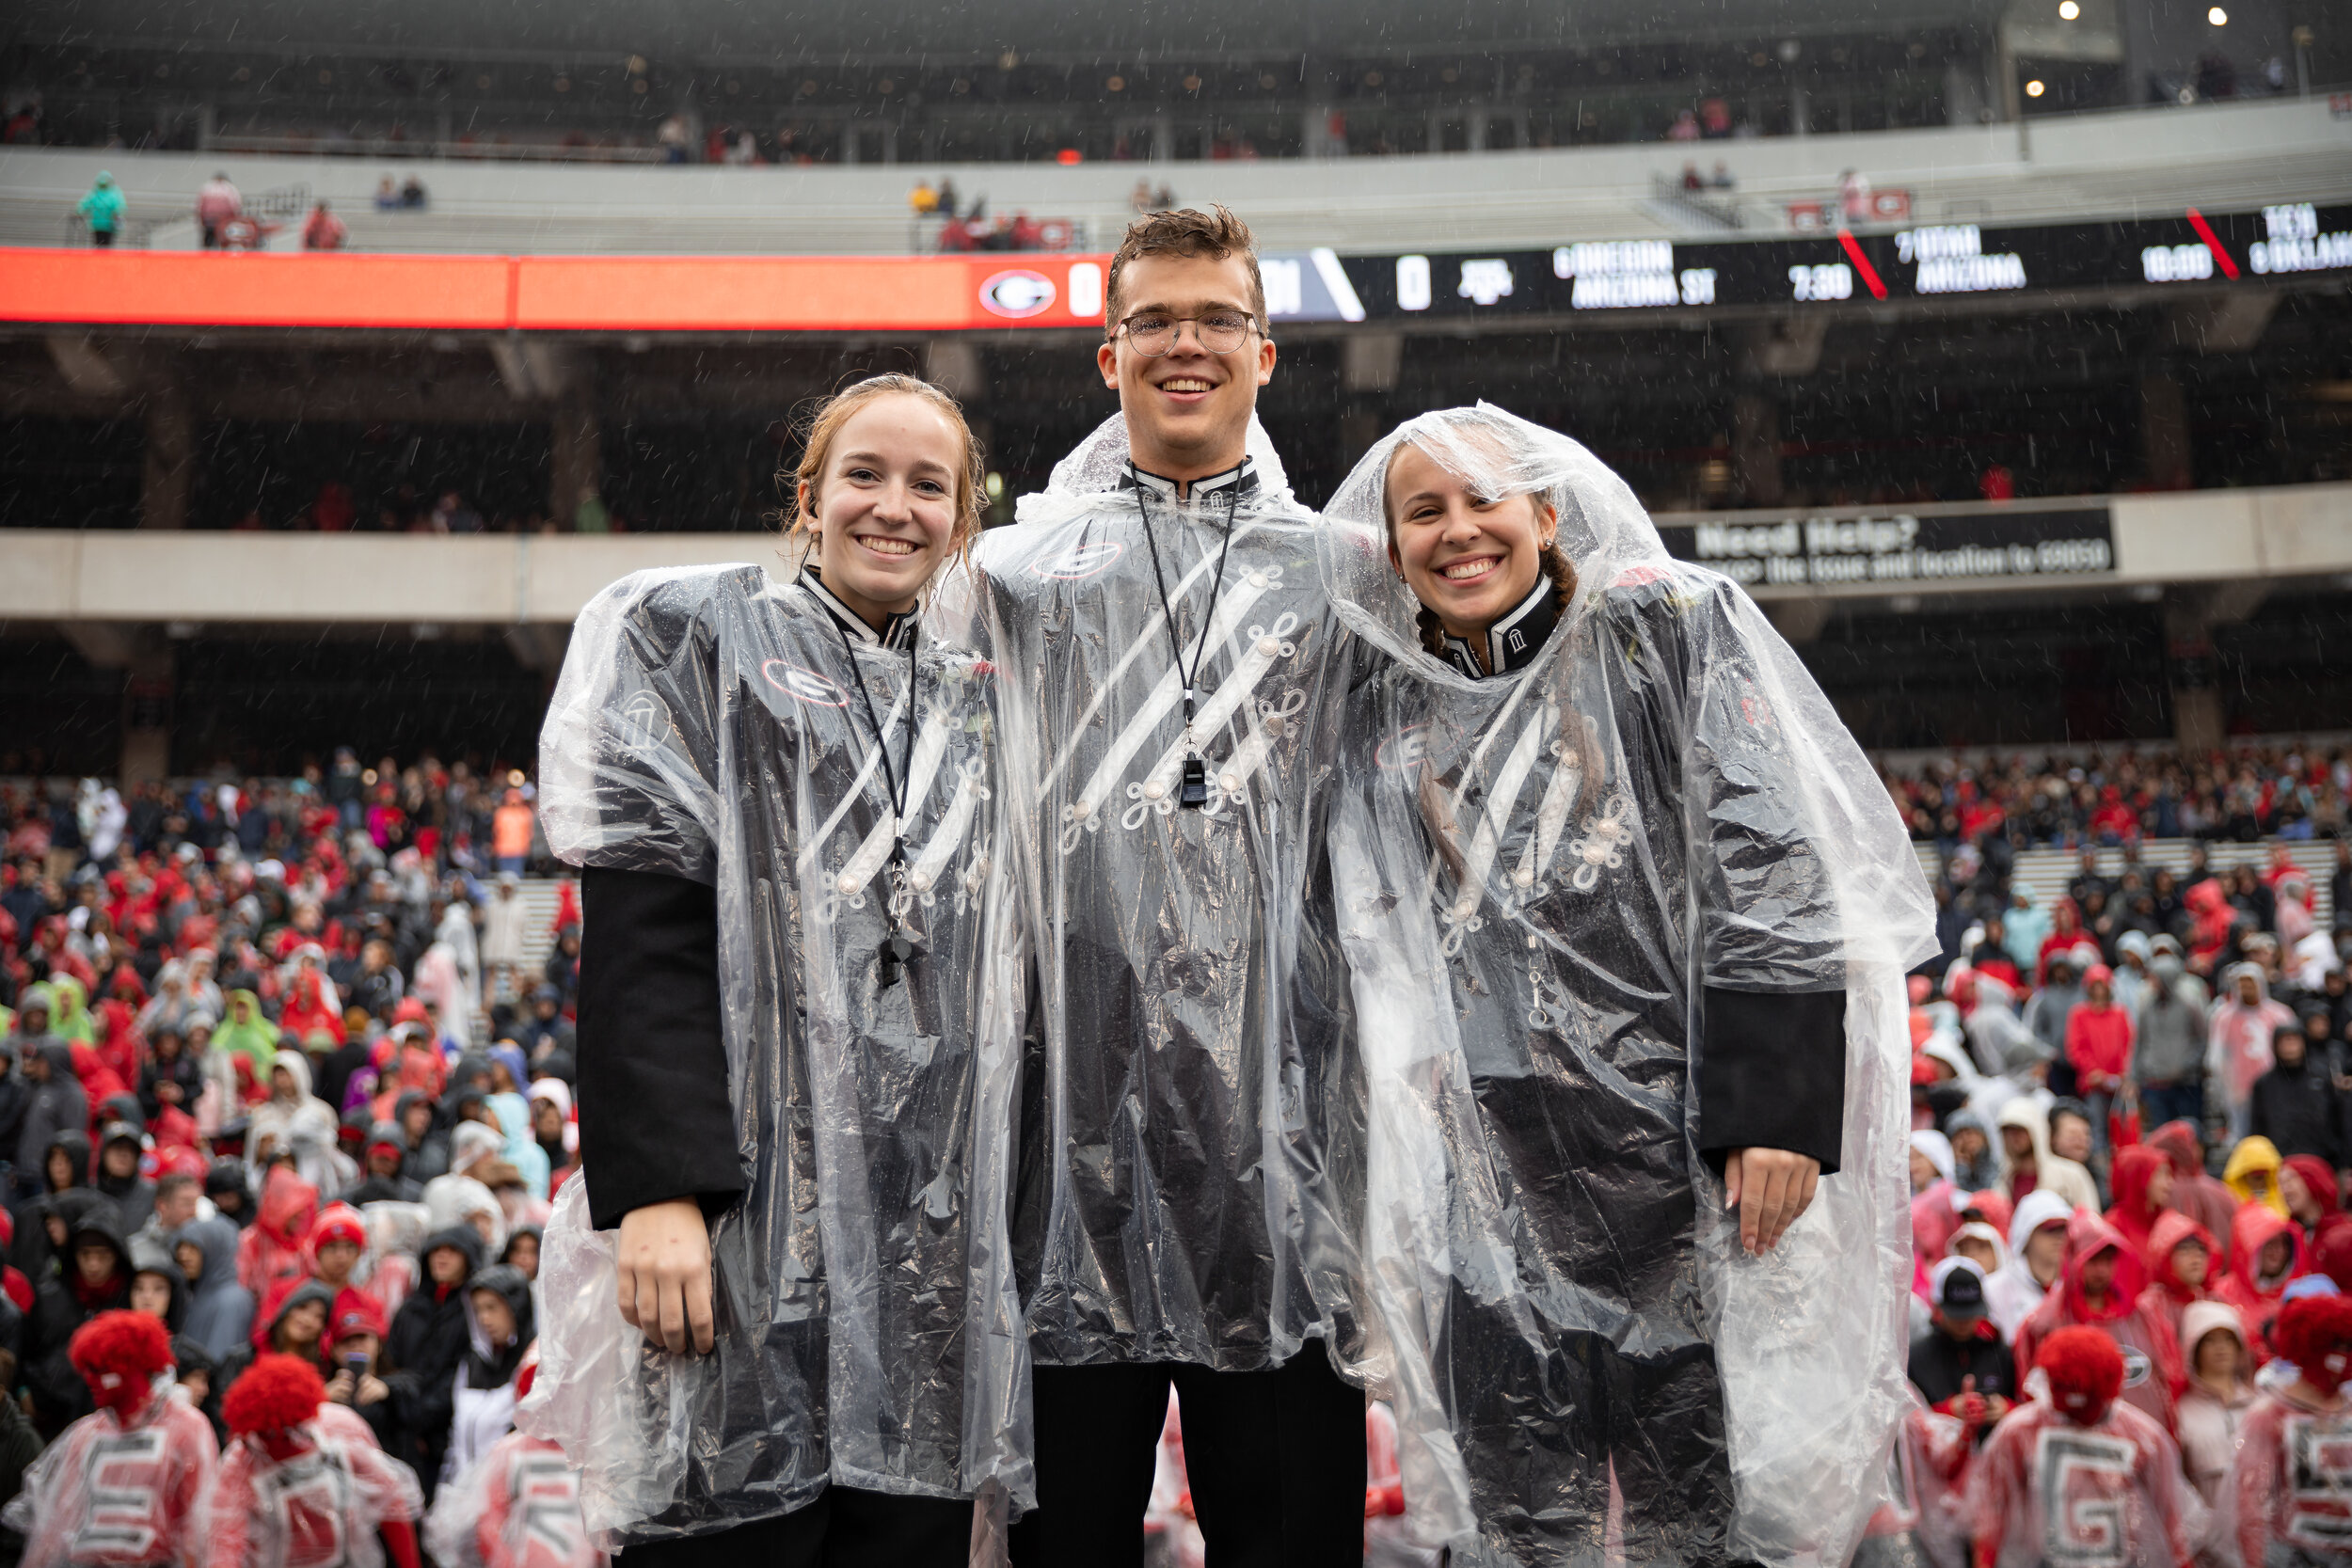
left=2058, top=1, right=2079, bottom=18
left=2026, top=78, right=2047, bottom=97
left=2208, top=6, right=2227, bottom=21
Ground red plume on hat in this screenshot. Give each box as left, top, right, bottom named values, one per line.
left=224, top=1354, right=326, bottom=1438
left=2038, top=1326, right=2125, bottom=1421
left=2278, top=1295, right=2352, bottom=1393
left=70, top=1310, right=175, bottom=1413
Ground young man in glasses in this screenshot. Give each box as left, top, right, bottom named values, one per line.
left=954, top=206, right=1368, bottom=1566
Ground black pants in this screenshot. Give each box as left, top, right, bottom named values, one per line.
left=616, top=1486, right=970, bottom=1568
left=91, top=229, right=114, bottom=247
left=1010, top=1340, right=1365, bottom=1568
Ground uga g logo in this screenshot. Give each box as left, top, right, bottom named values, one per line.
left=2037, top=1428, right=2137, bottom=1568
left=760, top=660, right=850, bottom=708
left=1028, top=540, right=1123, bottom=580
left=980, top=270, right=1057, bottom=319
left=1375, top=723, right=1433, bottom=773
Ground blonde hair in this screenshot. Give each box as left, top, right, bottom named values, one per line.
left=781, top=373, right=987, bottom=562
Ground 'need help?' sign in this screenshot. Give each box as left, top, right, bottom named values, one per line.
left=1657, top=507, right=2114, bottom=589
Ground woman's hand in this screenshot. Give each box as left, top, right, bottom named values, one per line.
left=617, top=1198, right=715, bottom=1355
left=1723, top=1148, right=1820, bottom=1256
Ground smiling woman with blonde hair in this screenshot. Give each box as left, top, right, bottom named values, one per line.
left=528, top=373, right=1030, bottom=1562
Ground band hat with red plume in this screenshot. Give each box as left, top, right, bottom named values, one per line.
left=70, top=1310, right=175, bottom=1393
left=224, top=1354, right=327, bottom=1438
left=2038, top=1326, right=2126, bottom=1419
left=2277, top=1293, right=2352, bottom=1391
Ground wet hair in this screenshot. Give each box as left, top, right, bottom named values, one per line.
left=1104, top=204, right=1266, bottom=335
left=781, top=373, right=987, bottom=564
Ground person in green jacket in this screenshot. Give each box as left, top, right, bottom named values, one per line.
left=76, top=172, right=125, bottom=247
left=213, top=990, right=279, bottom=1076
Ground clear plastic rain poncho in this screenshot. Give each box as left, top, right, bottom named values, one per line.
left=425, top=1427, right=605, bottom=1568
left=519, top=560, right=1031, bottom=1544
left=928, top=411, right=1365, bottom=1372
left=1313, top=405, right=1933, bottom=1567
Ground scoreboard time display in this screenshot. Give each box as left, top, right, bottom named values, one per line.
left=1267, top=203, right=2352, bottom=324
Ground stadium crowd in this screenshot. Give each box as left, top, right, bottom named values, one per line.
left=0, top=759, right=591, bottom=1565
left=1886, top=741, right=2352, bottom=848
left=1881, top=743, right=2352, bottom=1564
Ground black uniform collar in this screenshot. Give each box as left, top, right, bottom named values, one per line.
left=1440, top=576, right=1560, bottom=680
left=1117, top=454, right=1259, bottom=504
left=796, top=565, right=918, bottom=651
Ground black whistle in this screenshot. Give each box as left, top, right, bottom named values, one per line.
left=1180, top=755, right=1209, bottom=809
left=879, top=931, right=916, bottom=989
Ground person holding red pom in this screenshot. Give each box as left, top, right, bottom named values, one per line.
left=2, top=1309, right=217, bottom=1568
left=207, top=1352, right=424, bottom=1568
left=2229, top=1292, right=2352, bottom=1567
left=1963, top=1325, right=2203, bottom=1568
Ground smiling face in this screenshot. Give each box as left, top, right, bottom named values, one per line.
left=1384, top=442, right=1557, bottom=659
left=796, top=392, right=965, bottom=631
left=1098, top=251, right=1274, bottom=483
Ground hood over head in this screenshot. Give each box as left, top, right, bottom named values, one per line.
left=2008, top=1188, right=2077, bottom=1255
left=2058, top=1210, right=2150, bottom=1323
left=420, top=1224, right=488, bottom=1288
left=44, top=1129, right=92, bottom=1191
left=2178, top=1300, right=2251, bottom=1386
left=2148, top=1210, right=2219, bottom=1297
left=2230, top=1201, right=2308, bottom=1291
left=173, top=1214, right=244, bottom=1294
left=256, top=1165, right=320, bottom=1245
left=2226, top=1135, right=2289, bottom=1214
left=2149, top=1119, right=2206, bottom=1178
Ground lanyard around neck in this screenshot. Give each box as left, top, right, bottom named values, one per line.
left=1133, top=486, right=1237, bottom=807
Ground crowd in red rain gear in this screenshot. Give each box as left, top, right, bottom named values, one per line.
left=0, top=768, right=596, bottom=1565
left=1892, top=792, right=2352, bottom=1565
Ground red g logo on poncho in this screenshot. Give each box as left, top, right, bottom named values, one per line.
left=2036, top=1429, right=2136, bottom=1568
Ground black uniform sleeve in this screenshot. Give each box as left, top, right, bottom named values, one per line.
left=1696, top=987, right=1847, bottom=1176
left=577, top=865, right=743, bottom=1230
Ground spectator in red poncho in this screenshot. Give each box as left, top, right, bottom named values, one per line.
left=2106, top=1145, right=2173, bottom=1272
left=2014, top=1211, right=2183, bottom=1433
left=2137, top=1209, right=2218, bottom=1348
left=275, top=957, right=343, bottom=1046
left=2184, top=878, right=2239, bottom=976
left=2037, top=897, right=2087, bottom=987
left=233, top=1166, right=318, bottom=1300
left=66, top=1042, right=131, bottom=1141
left=2149, top=1119, right=2238, bottom=1271
left=2217, top=1200, right=2311, bottom=1361
left=2280, top=1151, right=2342, bottom=1245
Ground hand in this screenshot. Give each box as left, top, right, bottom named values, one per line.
left=325, top=1370, right=355, bottom=1404
left=157, top=1082, right=183, bottom=1104
left=618, top=1198, right=715, bottom=1355
left=1982, top=1393, right=2011, bottom=1423
left=1723, top=1148, right=1820, bottom=1257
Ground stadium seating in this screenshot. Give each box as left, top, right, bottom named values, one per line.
left=5, top=94, right=2344, bottom=256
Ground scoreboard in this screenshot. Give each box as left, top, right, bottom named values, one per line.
left=1262, top=202, right=2352, bottom=325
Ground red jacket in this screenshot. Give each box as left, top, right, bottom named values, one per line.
left=2065, top=1002, right=2133, bottom=1093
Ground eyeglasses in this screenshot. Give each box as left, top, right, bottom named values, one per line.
left=1113, top=310, right=1259, bottom=356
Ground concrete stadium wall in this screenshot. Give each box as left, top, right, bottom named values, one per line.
left=7, top=479, right=2348, bottom=627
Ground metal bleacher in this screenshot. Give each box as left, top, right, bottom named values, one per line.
left=4, top=93, right=2344, bottom=258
